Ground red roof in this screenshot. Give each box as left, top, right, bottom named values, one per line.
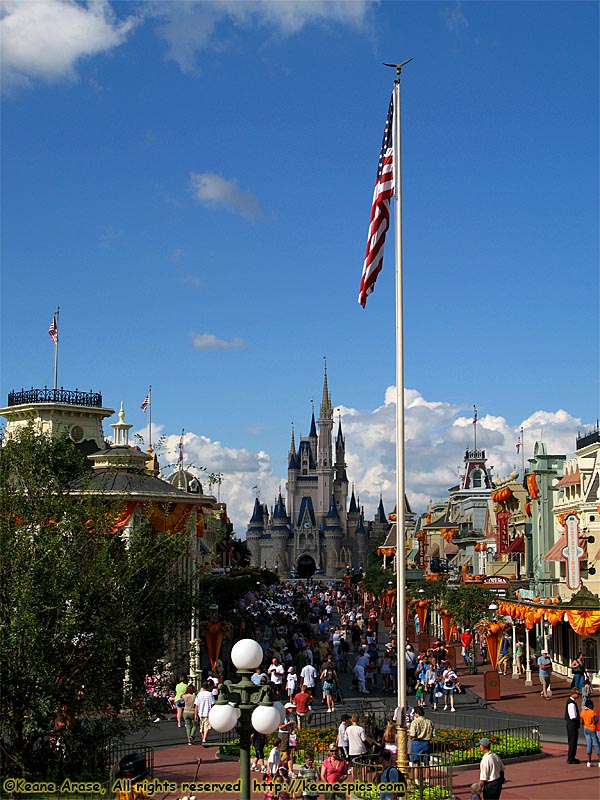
left=506, top=535, right=525, bottom=554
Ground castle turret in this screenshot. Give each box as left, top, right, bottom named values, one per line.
left=271, top=491, right=291, bottom=575
left=324, top=493, right=343, bottom=578
left=247, top=497, right=266, bottom=568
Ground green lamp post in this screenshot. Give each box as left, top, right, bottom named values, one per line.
left=209, top=638, right=282, bottom=800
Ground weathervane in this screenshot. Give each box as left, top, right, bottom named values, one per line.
left=383, top=58, right=414, bottom=77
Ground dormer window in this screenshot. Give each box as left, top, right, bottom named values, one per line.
left=471, top=469, right=483, bottom=488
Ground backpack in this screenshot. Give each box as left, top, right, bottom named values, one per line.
left=325, top=667, right=335, bottom=683
left=379, top=765, right=400, bottom=784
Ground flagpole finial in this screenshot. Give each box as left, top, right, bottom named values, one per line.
left=383, top=58, right=413, bottom=76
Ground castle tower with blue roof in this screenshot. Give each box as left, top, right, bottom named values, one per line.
left=245, top=364, right=389, bottom=579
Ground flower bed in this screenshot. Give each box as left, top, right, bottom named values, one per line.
left=219, top=725, right=540, bottom=765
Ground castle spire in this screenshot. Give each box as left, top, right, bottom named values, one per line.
left=320, top=356, right=332, bottom=415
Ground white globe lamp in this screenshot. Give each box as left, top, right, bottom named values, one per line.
left=209, top=702, right=239, bottom=733
left=251, top=704, right=282, bottom=735
left=231, top=639, right=264, bottom=670
left=272, top=700, right=286, bottom=724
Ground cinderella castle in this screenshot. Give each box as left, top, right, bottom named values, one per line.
left=245, top=366, right=390, bottom=579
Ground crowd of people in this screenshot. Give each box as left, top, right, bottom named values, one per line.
left=140, top=579, right=599, bottom=799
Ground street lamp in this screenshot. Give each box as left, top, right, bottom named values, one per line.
left=209, top=639, right=281, bottom=800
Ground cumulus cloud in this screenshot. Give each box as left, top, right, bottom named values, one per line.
left=159, top=430, right=280, bottom=534
left=189, top=331, right=245, bottom=350
left=150, top=0, right=373, bottom=73
left=190, top=172, right=262, bottom=222
left=138, top=388, right=590, bottom=539
left=0, top=0, right=137, bottom=91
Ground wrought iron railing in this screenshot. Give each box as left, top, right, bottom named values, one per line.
left=7, top=387, right=103, bottom=407
left=352, top=751, right=454, bottom=800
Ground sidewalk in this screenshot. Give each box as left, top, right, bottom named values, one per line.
left=148, top=737, right=600, bottom=800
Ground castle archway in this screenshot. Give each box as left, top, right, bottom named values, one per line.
left=296, top=554, right=316, bottom=579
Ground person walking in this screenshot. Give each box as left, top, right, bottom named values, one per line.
left=194, top=680, right=214, bottom=745
left=565, top=687, right=582, bottom=764
left=320, top=744, right=348, bottom=800
left=580, top=699, right=600, bottom=767
left=441, top=662, right=458, bottom=712
left=174, top=674, right=188, bottom=728
left=478, top=737, right=505, bottom=799
left=346, top=714, right=368, bottom=764
left=181, top=684, right=198, bottom=745
left=320, top=656, right=338, bottom=713
left=570, top=652, right=587, bottom=691
left=537, top=650, right=552, bottom=700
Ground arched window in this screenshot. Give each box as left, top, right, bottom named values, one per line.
left=471, top=469, right=482, bottom=488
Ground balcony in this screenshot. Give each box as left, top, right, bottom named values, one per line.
left=7, top=387, right=103, bottom=408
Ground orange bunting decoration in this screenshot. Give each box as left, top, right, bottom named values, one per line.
left=441, top=613, right=453, bottom=643
left=565, top=609, right=600, bottom=637
left=526, top=473, right=539, bottom=500
left=415, top=601, right=428, bottom=631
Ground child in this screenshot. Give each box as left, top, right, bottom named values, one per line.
left=267, top=737, right=282, bottom=777
left=298, top=750, right=320, bottom=800
left=415, top=678, right=425, bottom=709
left=286, top=667, right=298, bottom=703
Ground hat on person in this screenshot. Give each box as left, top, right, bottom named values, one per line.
left=287, top=667, right=295, bottom=672
left=284, top=702, right=296, bottom=709
left=478, top=738, right=491, bottom=748
left=541, top=650, right=548, bottom=655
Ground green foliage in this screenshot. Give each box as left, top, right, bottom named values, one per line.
left=439, top=584, right=496, bottom=629
left=0, top=426, right=192, bottom=777
left=362, top=562, right=394, bottom=597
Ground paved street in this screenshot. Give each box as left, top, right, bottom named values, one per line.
left=130, top=644, right=599, bottom=800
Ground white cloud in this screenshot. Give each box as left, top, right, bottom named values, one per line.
left=150, top=0, right=374, bottom=73
left=190, top=172, right=262, bottom=222
left=189, top=331, right=245, bottom=350
left=0, top=0, right=137, bottom=91
left=159, top=430, right=280, bottom=535
left=444, top=2, right=469, bottom=35
left=138, top=389, right=590, bottom=541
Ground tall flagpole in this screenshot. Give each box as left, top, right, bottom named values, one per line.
left=148, top=385, right=153, bottom=449
left=53, top=307, right=60, bottom=391
left=388, top=59, right=411, bottom=776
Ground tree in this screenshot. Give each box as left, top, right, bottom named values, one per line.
left=0, top=426, right=191, bottom=777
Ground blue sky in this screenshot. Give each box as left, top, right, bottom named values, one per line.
left=1, top=0, right=598, bottom=534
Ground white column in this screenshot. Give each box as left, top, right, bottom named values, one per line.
left=524, top=628, right=533, bottom=686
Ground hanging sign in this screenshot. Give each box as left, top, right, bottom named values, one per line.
left=562, top=514, right=583, bottom=591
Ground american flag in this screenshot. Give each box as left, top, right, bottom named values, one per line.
left=48, top=315, right=58, bottom=345
left=141, top=393, right=150, bottom=412
left=516, top=436, right=521, bottom=453
left=358, top=94, right=394, bottom=307
left=473, top=406, right=478, bottom=425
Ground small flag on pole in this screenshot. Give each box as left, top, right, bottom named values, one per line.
left=48, top=314, right=58, bottom=345
left=141, top=393, right=150, bottom=412
left=516, top=436, right=521, bottom=453
left=473, top=406, right=478, bottom=425
left=358, top=95, right=395, bottom=307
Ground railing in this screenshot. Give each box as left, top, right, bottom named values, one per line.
left=352, top=751, right=454, bottom=800
left=7, top=387, right=103, bottom=408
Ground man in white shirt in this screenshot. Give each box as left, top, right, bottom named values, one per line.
left=268, top=657, right=285, bottom=698
left=478, top=737, right=505, bottom=799
left=300, top=661, right=317, bottom=689
left=194, top=681, right=215, bottom=745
